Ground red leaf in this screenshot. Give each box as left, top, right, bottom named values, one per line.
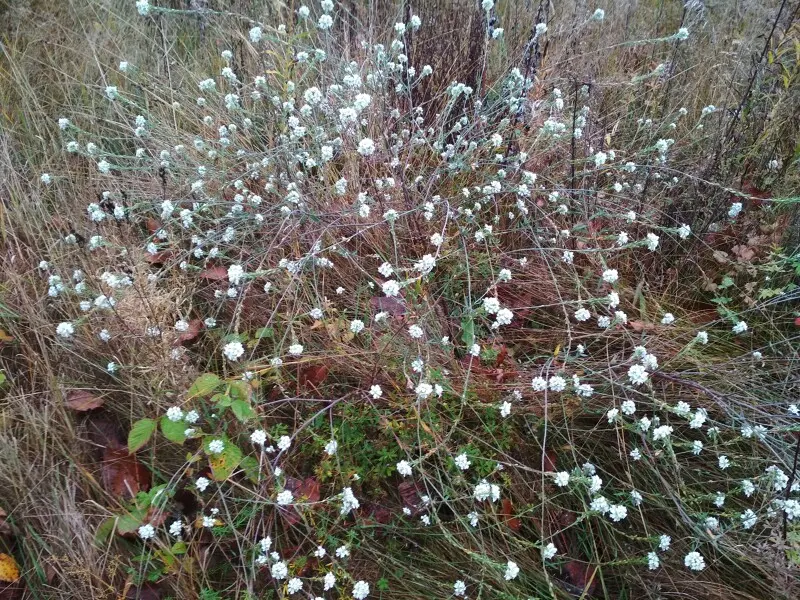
left=500, top=498, right=522, bottom=531
left=561, top=561, right=596, bottom=595
left=542, top=450, right=557, bottom=472
left=175, top=319, right=203, bottom=346
left=297, top=477, right=321, bottom=503
left=370, top=296, right=406, bottom=316
left=299, top=365, right=329, bottom=389
left=795, top=317, right=800, bottom=328
left=145, top=251, right=174, bottom=265
left=125, top=582, right=163, bottom=600
left=199, top=266, right=228, bottom=281
left=102, top=448, right=151, bottom=499
left=65, top=390, right=104, bottom=411
left=145, top=218, right=161, bottom=234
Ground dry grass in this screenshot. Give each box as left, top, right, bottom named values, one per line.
left=1, top=1, right=799, bottom=599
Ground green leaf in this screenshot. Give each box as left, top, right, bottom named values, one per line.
left=116, top=510, right=145, bottom=535
left=0, top=371, right=6, bottom=386
left=254, top=326, right=274, bottom=339
left=204, top=436, right=243, bottom=481
left=171, top=541, right=188, bottom=555
left=160, top=416, right=187, bottom=444
left=239, top=455, right=260, bottom=484
left=95, top=517, right=116, bottom=545
left=188, top=373, right=220, bottom=398
left=128, top=418, right=156, bottom=453
left=230, top=398, right=256, bottom=422
left=211, top=393, right=231, bottom=407
left=228, top=380, right=251, bottom=402
left=460, top=314, right=475, bottom=347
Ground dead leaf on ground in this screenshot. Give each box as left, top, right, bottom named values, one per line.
left=124, top=581, right=163, bottom=600
left=500, top=498, right=522, bottom=531
left=199, top=266, right=228, bottom=281
left=370, top=296, right=406, bottom=316
left=65, top=390, right=104, bottom=411
left=174, top=319, right=203, bottom=346
left=0, top=554, right=20, bottom=583
left=102, top=448, right=151, bottom=499
left=299, top=365, right=328, bottom=389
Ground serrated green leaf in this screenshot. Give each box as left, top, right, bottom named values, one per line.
left=461, top=314, right=474, bottom=347
left=95, top=517, right=116, bottom=545
left=239, top=455, right=260, bottom=483
left=205, top=437, right=243, bottom=481
left=230, top=398, right=256, bottom=422
left=228, top=380, right=251, bottom=402
left=211, top=393, right=231, bottom=407
left=128, top=418, right=156, bottom=453
left=255, top=326, right=274, bottom=339
left=161, top=416, right=187, bottom=444
left=188, top=373, right=220, bottom=398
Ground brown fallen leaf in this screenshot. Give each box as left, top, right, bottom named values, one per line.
left=124, top=581, right=163, bottom=600
left=297, top=477, right=321, bottom=503
left=174, top=319, right=203, bottom=346
left=299, top=365, right=328, bottom=389
left=561, top=561, right=597, bottom=596
left=102, top=448, right=151, bottom=499
left=65, top=390, right=104, bottom=411
left=370, top=296, right=406, bottom=316
left=500, top=498, right=522, bottom=531
left=199, top=266, right=228, bottom=281
left=0, top=554, right=20, bottom=583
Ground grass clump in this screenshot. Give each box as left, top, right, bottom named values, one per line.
left=1, top=1, right=799, bottom=599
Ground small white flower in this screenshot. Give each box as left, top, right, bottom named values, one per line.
left=531, top=376, right=547, bottom=391
left=661, top=313, right=675, bottom=325
left=350, top=319, right=365, bottom=334
left=396, top=460, right=413, bottom=477
left=196, top=477, right=210, bottom=492
left=271, top=561, right=288, bottom=580
left=542, top=543, right=557, bottom=560
left=574, top=307, right=591, bottom=322
left=602, top=269, right=619, bottom=283
left=277, top=490, right=293, bottom=505
left=325, top=439, right=338, bottom=455
left=684, top=551, right=705, bottom=571
left=166, top=406, right=184, bottom=422
left=645, top=233, right=660, bottom=251
left=454, top=453, right=471, bottom=471
left=504, top=560, right=520, bottom=580
left=222, top=341, right=245, bottom=362
left=138, top=523, right=156, bottom=539
left=352, top=581, right=370, bottom=600
left=453, top=580, right=466, bottom=597
left=288, top=344, right=304, bottom=356
left=652, top=425, right=673, bottom=441
left=208, top=439, right=225, bottom=454
left=553, top=471, right=570, bottom=487
left=732, top=321, right=748, bottom=334
left=250, top=430, right=267, bottom=445
left=56, top=322, right=75, bottom=339
left=408, top=324, right=424, bottom=339
left=628, top=364, right=649, bottom=386
left=647, top=552, right=660, bottom=570
left=357, top=138, right=376, bottom=156
left=608, top=505, right=628, bottom=522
